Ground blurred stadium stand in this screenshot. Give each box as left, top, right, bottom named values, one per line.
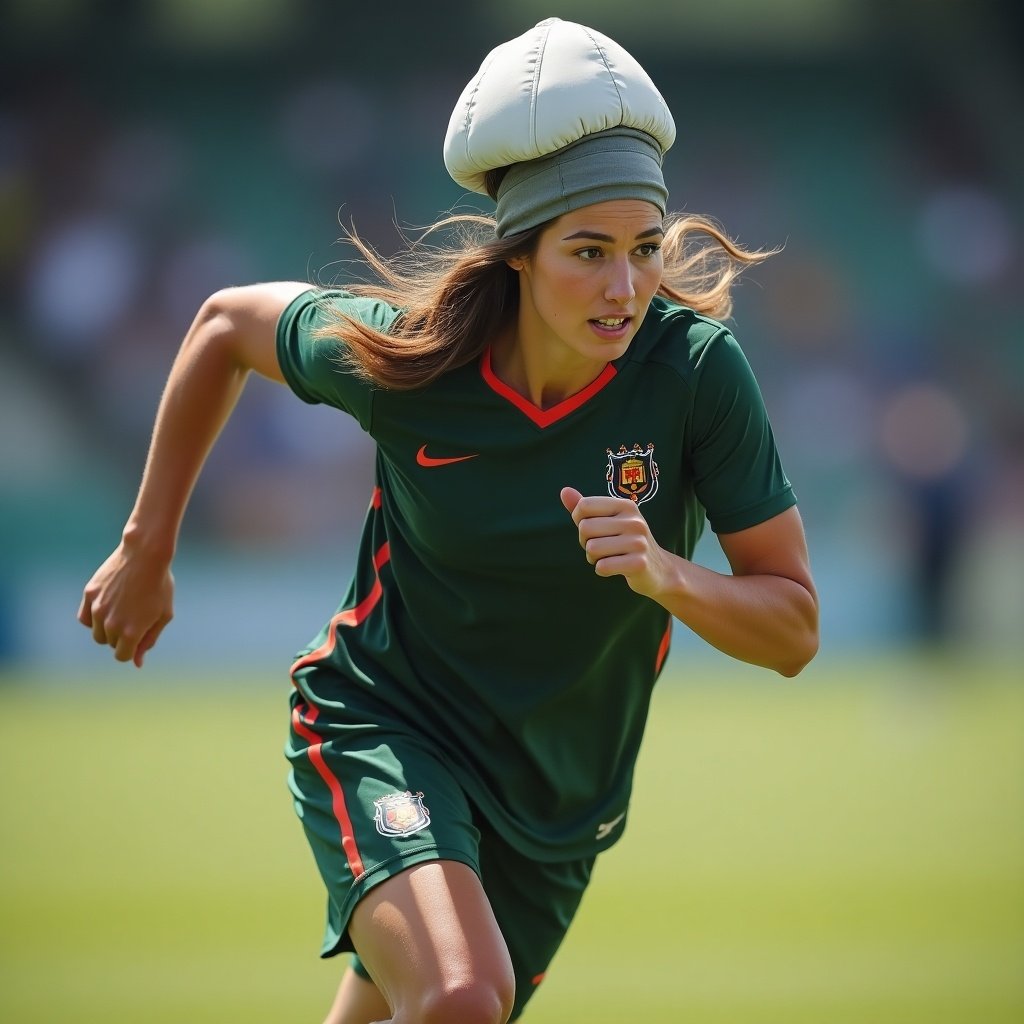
left=1, top=0, right=1021, bottom=667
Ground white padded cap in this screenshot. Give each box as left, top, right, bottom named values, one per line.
left=444, top=17, right=676, bottom=195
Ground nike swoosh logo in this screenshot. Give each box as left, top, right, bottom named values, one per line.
left=416, top=444, right=479, bottom=468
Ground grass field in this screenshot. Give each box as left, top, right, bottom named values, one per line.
left=2, top=655, right=1022, bottom=1023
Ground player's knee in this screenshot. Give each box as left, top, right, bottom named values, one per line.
left=416, top=969, right=516, bottom=1024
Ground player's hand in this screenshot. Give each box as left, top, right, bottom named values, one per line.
left=560, top=486, right=676, bottom=599
left=77, top=545, right=175, bottom=668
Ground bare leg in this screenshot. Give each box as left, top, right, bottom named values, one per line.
left=323, top=964, right=392, bottom=1024
left=347, top=860, right=515, bottom=1024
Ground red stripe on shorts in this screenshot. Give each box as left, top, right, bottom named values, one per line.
left=287, top=532, right=392, bottom=883
left=291, top=702, right=366, bottom=880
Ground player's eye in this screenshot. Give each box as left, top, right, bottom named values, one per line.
left=635, top=242, right=662, bottom=257
left=575, top=247, right=603, bottom=261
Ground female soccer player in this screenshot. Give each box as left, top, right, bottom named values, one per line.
left=79, top=18, right=818, bottom=1024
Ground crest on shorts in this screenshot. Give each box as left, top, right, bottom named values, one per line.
left=606, top=443, right=659, bottom=504
left=374, top=790, right=431, bottom=837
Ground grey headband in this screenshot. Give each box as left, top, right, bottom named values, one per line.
left=495, top=127, right=668, bottom=238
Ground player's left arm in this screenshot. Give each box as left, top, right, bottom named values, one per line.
left=561, top=489, right=819, bottom=676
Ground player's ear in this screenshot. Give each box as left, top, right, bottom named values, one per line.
left=506, top=255, right=526, bottom=272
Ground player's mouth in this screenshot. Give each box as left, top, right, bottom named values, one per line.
left=589, top=315, right=632, bottom=338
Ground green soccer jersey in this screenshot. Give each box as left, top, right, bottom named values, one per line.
left=276, top=289, right=796, bottom=860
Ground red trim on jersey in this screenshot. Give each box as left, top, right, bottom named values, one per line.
left=655, top=618, right=672, bottom=675
left=480, top=348, right=617, bottom=428
left=291, top=702, right=366, bottom=879
left=335, top=542, right=390, bottom=628
left=371, top=486, right=382, bottom=509
left=289, top=541, right=391, bottom=674
left=531, top=972, right=547, bottom=986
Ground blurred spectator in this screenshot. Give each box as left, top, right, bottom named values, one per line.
left=877, top=380, right=973, bottom=645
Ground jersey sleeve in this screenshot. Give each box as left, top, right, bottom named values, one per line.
left=276, top=288, right=402, bottom=431
left=688, top=328, right=796, bottom=534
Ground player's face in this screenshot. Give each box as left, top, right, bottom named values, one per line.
left=510, top=199, right=664, bottom=367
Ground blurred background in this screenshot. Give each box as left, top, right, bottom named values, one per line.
left=1, top=0, right=1022, bottom=666
left=1, top=2, right=1022, bottom=1022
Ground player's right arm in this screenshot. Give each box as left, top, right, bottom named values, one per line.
left=77, top=281, right=312, bottom=667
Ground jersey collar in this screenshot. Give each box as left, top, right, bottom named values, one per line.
left=480, top=348, right=618, bottom=428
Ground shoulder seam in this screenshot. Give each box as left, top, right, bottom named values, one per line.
left=624, top=303, right=732, bottom=400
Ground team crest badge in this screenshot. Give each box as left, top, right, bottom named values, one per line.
left=606, top=443, right=659, bottom=504
left=374, top=791, right=431, bottom=837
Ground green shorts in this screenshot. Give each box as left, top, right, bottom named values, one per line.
left=285, top=686, right=594, bottom=1021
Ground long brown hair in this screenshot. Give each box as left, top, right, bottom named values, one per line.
left=316, top=209, right=773, bottom=391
